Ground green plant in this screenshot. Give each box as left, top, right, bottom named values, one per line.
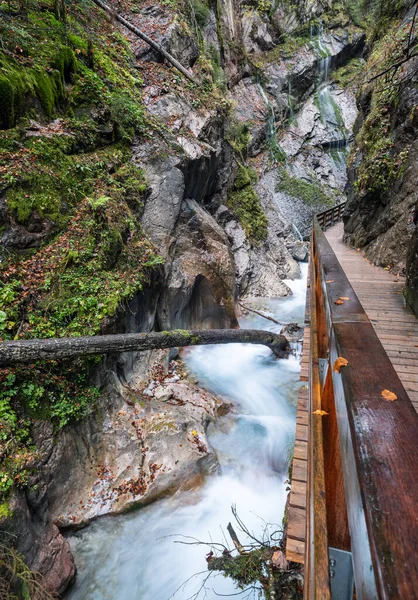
left=277, top=169, right=334, bottom=206
left=228, top=166, right=268, bottom=243
left=0, top=534, right=57, bottom=599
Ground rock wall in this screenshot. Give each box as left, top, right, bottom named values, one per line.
left=342, top=5, right=418, bottom=315
left=0, top=0, right=366, bottom=592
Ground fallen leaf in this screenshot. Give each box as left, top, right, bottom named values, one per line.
left=325, top=279, right=334, bottom=283
left=381, top=389, right=397, bottom=401
left=333, top=357, right=348, bottom=372
left=334, top=299, right=345, bottom=305
left=191, top=429, right=197, bottom=436
left=313, top=409, right=329, bottom=416
left=340, top=297, right=350, bottom=301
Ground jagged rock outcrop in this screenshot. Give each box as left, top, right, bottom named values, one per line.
left=344, top=43, right=418, bottom=274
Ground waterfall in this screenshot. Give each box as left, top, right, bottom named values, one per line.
left=257, top=81, right=286, bottom=162
left=313, top=24, right=349, bottom=163
left=292, top=222, right=304, bottom=241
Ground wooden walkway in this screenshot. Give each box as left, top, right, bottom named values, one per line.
left=286, top=274, right=310, bottom=564
left=286, top=221, right=418, bottom=566
left=326, top=223, right=418, bottom=412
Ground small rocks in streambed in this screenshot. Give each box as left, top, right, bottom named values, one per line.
left=289, top=241, right=309, bottom=262
left=281, top=322, right=304, bottom=342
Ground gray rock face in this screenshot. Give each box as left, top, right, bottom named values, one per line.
left=40, top=356, right=222, bottom=529
left=216, top=190, right=297, bottom=299
left=344, top=67, right=418, bottom=274
left=406, top=220, right=418, bottom=316
left=7, top=494, right=75, bottom=594
left=158, top=199, right=238, bottom=329
left=228, top=78, right=268, bottom=157
left=241, top=11, right=278, bottom=54
left=264, top=31, right=365, bottom=112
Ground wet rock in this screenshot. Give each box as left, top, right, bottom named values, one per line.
left=228, top=78, right=268, bottom=157
left=6, top=494, right=75, bottom=594
left=344, top=71, right=418, bottom=273
left=281, top=322, right=304, bottom=342
left=289, top=241, right=309, bottom=262
left=45, top=358, right=223, bottom=528
left=158, top=199, right=238, bottom=329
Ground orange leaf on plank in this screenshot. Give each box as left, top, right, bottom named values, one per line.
left=340, top=297, right=350, bottom=301
left=313, top=409, right=329, bottom=416
left=381, top=389, right=397, bottom=402
left=334, top=298, right=345, bottom=305
left=333, top=357, right=348, bottom=372
left=325, top=279, right=334, bottom=283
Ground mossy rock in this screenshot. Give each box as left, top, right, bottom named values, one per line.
left=0, top=76, right=15, bottom=130
left=228, top=183, right=268, bottom=243
left=53, top=46, right=77, bottom=83
left=277, top=169, right=334, bottom=206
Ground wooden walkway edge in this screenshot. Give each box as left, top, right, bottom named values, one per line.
left=286, top=269, right=310, bottom=564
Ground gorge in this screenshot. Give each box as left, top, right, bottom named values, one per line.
left=0, top=0, right=417, bottom=598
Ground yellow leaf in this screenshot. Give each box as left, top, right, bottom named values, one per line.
left=381, top=389, right=397, bottom=402
left=313, top=409, right=329, bottom=416
left=333, top=357, right=348, bottom=372
left=191, top=430, right=198, bottom=436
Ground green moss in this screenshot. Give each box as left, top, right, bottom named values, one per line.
left=226, top=121, right=252, bottom=157
left=0, top=76, right=15, bottom=130
left=277, top=169, right=334, bottom=206
left=53, top=46, right=77, bottom=83
left=228, top=183, right=268, bottom=243
left=234, top=164, right=257, bottom=189
left=0, top=501, right=12, bottom=520
left=191, top=0, right=210, bottom=28
left=35, top=72, right=56, bottom=118
left=333, top=58, right=364, bottom=88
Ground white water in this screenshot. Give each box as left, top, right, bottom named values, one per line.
left=66, top=264, right=308, bottom=600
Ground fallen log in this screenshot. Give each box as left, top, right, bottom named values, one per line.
left=0, top=329, right=289, bottom=366
left=91, top=0, right=198, bottom=84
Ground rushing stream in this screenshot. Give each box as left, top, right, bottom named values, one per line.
left=66, top=264, right=308, bottom=600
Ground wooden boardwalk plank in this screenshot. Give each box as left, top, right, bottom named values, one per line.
left=325, top=222, right=418, bottom=415
left=286, top=272, right=310, bottom=565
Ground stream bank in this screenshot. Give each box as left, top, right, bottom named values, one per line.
left=66, top=266, right=308, bottom=600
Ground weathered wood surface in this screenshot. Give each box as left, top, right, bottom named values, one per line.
left=305, top=246, right=331, bottom=600
left=0, top=329, right=288, bottom=366
left=286, top=264, right=310, bottom=566
left=326, top=222, right=418, bottom=412
left=316, top=221, right=418, bottom=599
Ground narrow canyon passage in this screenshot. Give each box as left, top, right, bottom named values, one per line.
left=66, top=266, right=308, bottom=600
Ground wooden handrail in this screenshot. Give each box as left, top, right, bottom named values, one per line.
left=316, top=202, right=346, bottom=231
left=305, top=217, right=418, bottom=599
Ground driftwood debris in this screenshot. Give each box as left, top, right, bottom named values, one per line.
left=0, top=329, right=289, bottom=366
left=238, top=302, right=283, bottom=326
left=91, top=0, right=198, bottom=84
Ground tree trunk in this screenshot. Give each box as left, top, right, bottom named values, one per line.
left=0, top=329, right=289, bottom=366
left=90, top=0, right=198, bottom=84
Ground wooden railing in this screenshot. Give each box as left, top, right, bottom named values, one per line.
left=305, top=218, right=418, bottom=599
left=316, top=202, right=346, bottom=231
